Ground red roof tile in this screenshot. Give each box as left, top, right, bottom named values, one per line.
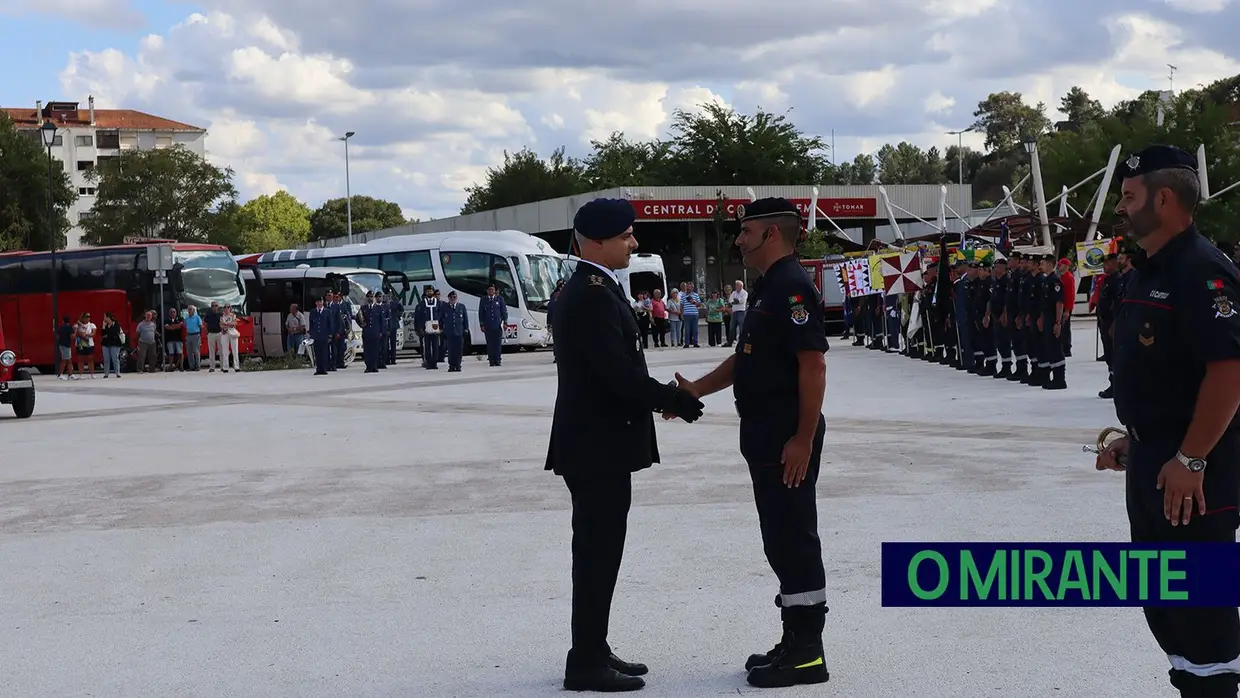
left=1, top=107, right=204, bottom=132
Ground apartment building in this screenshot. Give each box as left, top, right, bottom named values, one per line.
left=2, top=97, right=207, bottom=249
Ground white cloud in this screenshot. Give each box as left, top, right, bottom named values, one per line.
left=0, top=0, right=142, bottom=28
left=49, top=0, right=1240, bottom=221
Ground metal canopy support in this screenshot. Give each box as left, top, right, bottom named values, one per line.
left=1199, top=143, right=1240, bottom=202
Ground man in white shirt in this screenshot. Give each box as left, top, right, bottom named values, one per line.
left=729, top=280, right=748, bottom=347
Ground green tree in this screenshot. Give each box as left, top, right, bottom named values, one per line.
left=459, top=147, right=587, bottom=215
left=971, top=91, right=1053, bottom=153
left=943, top=144, right=985, bottom=187
left=582, top=132, right=674, bottom=189
left=0, top=113, right=75, bottom=251
left=236, top=190, right=311, bottom=253
left=81, top=145, right=237, bottom=246
left=664, top=103, right=828, bottom=185
left=309, top=195, right=408, bottom=241
left=874, top=142, right=948, bottom=184
left=1058, top=86, right=1106, bottom=127
left=826, top=153, right=878, bottom=185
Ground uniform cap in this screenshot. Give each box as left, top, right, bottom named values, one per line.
left=994, top=257, right=1008, bottom=265
left=1104, top=253, right=1119, bottom=261
left=736, top=197, right=801, bottom=223
left=573, top=198, right=637, bottom=241
left=1008, top=251, right=1022, bottom=259
left=968, top=261, right=980, bottom=268
left=1042, top=253, right=1056, bottom=262
left=1120, top=145, right=1197, bottom=179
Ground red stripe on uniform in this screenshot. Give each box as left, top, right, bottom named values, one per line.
left=1122, top=299, right=1174, bottom=311
left=1205, top=506, right=1239, bottom=516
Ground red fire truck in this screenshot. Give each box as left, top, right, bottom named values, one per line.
left=0, top=307, right=36, bottom=418
left=0, top=242, right=256, bottom=372
left=798, top=255, right=847, bottom=331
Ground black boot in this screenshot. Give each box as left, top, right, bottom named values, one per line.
left=746, top=630, right=830, bottom=688
left=977, top=359, right=995, bottom=377
left=745, top=629, right=790, bottom=671
left=852, top=336, right=864, bottom=347
left=564, top=649, right=646, bottom=692
left=1098, top=384, right=1113, bottom=399
left=1008, top=360, right=1028, bottom=382
left=1042, top=366, right=1067, bottom=390
left=994, top=362, right=1012, bottom=379
left=1027, top=366, right=1045, bottom=387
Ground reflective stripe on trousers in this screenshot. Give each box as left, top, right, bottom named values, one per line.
left=780, top=588, right=827, bottom=607
left=1169, top=653, right=1240, bottom=677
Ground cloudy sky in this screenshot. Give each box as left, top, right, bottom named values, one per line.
left=1, top=0, right=1237, bottom=221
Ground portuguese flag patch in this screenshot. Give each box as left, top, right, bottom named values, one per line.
left=1207, top=279, right=1225, bottom=290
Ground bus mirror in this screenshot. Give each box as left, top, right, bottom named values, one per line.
left=385, top=270, right=410, bottom=295
left=168, top=263, right=185, bottom=294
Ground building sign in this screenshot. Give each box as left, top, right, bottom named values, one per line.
left=633, top=198, right=877, bottom=221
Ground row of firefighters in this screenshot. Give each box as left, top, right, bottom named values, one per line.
left=848, top=252, right=1073, bottom=391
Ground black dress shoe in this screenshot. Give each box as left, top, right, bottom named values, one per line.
left=607, top=653, right=648, bottom=676
left=563, top=667, right=645, bottom=692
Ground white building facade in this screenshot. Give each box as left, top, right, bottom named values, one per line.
left=3, top=98, right=207, bottom=250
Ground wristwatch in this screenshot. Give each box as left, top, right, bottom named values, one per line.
left=1175, top=451, right=1208, bottom=472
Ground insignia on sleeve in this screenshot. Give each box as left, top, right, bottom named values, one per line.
left=788, top=294, right=803, bottom=304
left=1215, top=296, right=1236, bottom=319
left=790, top=303, right=809, bottom=325
left=1207, top=279, right=1225, bottom=291
left=589, top=275, right=605, bottom=287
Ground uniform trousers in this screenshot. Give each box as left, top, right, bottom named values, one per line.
left=1099, top=319, right=1114, bottom=364
left=992, top=321, right=1011, bottom=363
left=376, top=332, right=388, bottom=367
left=1127, top=431, right=1240, bottom=697
left=973, top=319, right=992, bottom=363
left=739, top=410, right=828, bottom=635
left=485, top=326, right=503, bottom=364
left=388, top=324, right=400, bottom=363
left=563, top=470, right=633, bottom=669
left=1025, top=320, right=1042, bottom=370
left=421, top=334, right=441, bottom=368
left=955, top=315, right=974, bottom=368
left=1010, top=319, right=1026, bottom=364
left=445, top=334, right=463, bottom=369
left=312, top=336, right=330, bottom=374
left=362, top=333, right=380, bottom=371
left=1041, top=321, right=1066, bottom=370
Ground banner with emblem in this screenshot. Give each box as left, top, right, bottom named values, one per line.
left=868, top=252, right=924, bottom=295
left=842, top=257, right=881, bottom=297
left=1075, top=238, right=1117, bottom=277
left=949, top=247, right=995, bottom=265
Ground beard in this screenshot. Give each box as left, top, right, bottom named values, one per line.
left=1123, top=197, right=1161, bottom=240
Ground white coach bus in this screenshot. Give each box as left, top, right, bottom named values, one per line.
left=239, top=230, right=562, bottom=352
left=237, top=265, right=410, bottom=362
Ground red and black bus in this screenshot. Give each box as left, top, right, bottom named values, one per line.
left=0, top=243, right=256, bottom=371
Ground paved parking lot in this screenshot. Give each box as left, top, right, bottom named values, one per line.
left=0, top=327, right=1175, bottom=697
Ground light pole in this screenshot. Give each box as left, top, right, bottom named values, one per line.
left=946, top=127, right=975, bottom=234
left=339, top=131, right=355, bottom=244
left=40, top=120, right=59, bottom=334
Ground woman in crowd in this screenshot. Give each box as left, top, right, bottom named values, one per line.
left=100, top=312, right=124, bottom=378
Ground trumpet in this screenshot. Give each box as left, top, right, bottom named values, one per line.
left=1083, top=426, right=1129, bottom=466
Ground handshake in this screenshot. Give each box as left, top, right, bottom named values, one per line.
left=662, top=372, right=705, bottom=424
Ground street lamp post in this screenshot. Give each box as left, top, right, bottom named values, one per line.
left=946, top=127, right=975, bottom=234
left=40, top=120, right=59, bottom=335
left=339, top=131, right=355, bottom=244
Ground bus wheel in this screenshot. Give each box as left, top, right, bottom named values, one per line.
left=11, top=368, right=35, bottom=419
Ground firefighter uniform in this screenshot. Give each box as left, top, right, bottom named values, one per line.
left=728, top=198, right=830, bottom=689
left=1097, top=254, right=1121, bottom=398
left=1007, top=252, right=1030, bottom=382
left=1023, top=262, right=1046, bottom=386
left=989, top=257, right=1012, bottom=378
left=1039, top=253, right=1068, bottom=390
left=1110, top=145, right=1240, bottom=697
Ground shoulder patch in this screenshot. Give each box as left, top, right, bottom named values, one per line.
left=1215, top=296, right=1236, bottom=319
left=589, top=275, right=606, bottom=287
left=790, top=303, right=809, bottom=325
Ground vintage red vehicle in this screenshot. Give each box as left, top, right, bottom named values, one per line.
left=0, top=242, right=255, bottom=372
left=798, top=255, right=847, bottom=331
left=0, top=308, right=36, bottom=418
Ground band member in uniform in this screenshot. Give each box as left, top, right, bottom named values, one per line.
left=1038, top=254, right=1068, bottom=389
left=1006, top=252, right=1029, bottom=382
left=670, top=198, right=830, bottom=689
left=972, top=261, right=995, bottom=376
left=1023, top=254, right=1046, bottom=386
left=1096, top=145, right=1240, bottom=698
left=547, top=197, right=705, bottom=693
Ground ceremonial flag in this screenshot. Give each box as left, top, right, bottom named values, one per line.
left=933, top=237, right=952, bottom=327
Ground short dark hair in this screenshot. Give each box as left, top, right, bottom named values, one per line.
left=772, top=215, right=802, bottom=246
left=1142, top=168, right=1200, bottom=213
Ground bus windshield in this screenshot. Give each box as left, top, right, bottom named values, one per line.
left=175, top=250, right=246, bottom=314
left=519, top=254, right=566, bottom=312
left=345, top=272, right=384, bottom=307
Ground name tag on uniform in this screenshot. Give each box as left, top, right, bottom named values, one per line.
left=743, top=343, right=752, bottom=354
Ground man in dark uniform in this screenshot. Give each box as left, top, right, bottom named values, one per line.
left=374, top=291, right=390, bottom=369
left=358, top=291, right=381, bottom=373
left=672, top=198, right=831, bottom=689
left=1096, top=145, right=1240, bottom=698
left=309, top=295, right=331, bottom=375
left=442, top=290, right=467, bottom=372
left=952, top=260, right=973, bottom=370
left=1023, top=254, right=1046, bottom=386
left=1096, top=253, right=1121, bottom=398
left=987, top=257, right=1012, bottom=378
left=547, top=197, right=705, bottom=693
left=1006, top=252, right=1030, bottom=382
left=972, top=261, right=996, bottom=376
left=1038, top=253, right=1068, bottom=389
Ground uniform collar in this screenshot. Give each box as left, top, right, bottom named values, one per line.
left=576, top=258, right=620, bottom=286
left=1143, top=224, right=1199, bottom=270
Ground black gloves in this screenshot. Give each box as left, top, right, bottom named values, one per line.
left=668, top=389, right=705, bottom=423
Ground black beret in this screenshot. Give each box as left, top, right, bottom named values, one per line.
left=995, top=257, right=1008, bottom=265
left=953, top=259, right=968, bottom=267
left=980, top=261, right=993, bottom=269
left=1008, top=251, right=1021, bottom=259
left=737, top=197, right=801, bottom=223
left=1120, top=145, right=1197, bottom=179
left=1042, top=253, right=1056, bottom=262
left=1104, top=253, right=1118, bottom=261
left=574, top=198, right=636, bottom=240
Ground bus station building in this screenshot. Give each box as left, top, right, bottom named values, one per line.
left=312, top=184, right=970, bottom=292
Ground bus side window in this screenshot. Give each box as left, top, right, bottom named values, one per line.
left=0, top=258, right=19, bottom=294
left=304, top=279, right=332, bottom=306
left=381, top=251, right=434, bottom=283
left=492, top=261, right=519, bottom=308
left=18, top=257, right=51, bottom=294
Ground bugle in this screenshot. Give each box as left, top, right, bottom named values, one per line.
left=1082, top=426, right=1129, bottom=467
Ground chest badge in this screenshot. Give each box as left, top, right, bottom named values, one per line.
left=1138, top=321, right=1155, bottom=347
left=1215, top=296, right=1236, bottom=319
